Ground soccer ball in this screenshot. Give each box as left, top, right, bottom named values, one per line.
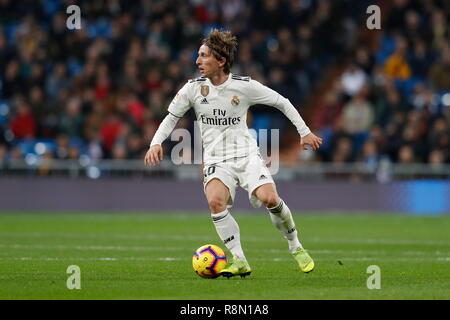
left=192, top=244, right=227, bottom=279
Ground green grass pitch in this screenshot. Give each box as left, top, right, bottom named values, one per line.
left=0, top=212, right=449, bottom=300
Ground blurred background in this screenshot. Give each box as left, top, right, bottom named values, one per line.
left=0, top=0, right=449, bottom=215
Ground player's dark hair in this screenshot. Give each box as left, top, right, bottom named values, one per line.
left=202, top=29, right=238, bottom=74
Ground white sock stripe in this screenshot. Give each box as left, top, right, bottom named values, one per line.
left=211, top=210, right=229, bottom=222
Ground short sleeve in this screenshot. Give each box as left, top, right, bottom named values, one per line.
left=167, top=82, right=192, bottom=118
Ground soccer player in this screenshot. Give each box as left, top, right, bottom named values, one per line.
left=145, top=29, right=323, bottom=278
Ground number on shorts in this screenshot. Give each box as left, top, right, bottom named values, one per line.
left=206, top=166, right=216, bottom=176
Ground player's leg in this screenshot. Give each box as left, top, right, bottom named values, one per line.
left=204, top=162, right=251, bottom=278
left=205, top=178, right=248, bottom=263
left=253, top=183, right=302, bottom=252
left=240, top=155, right=297, bottom=247
left=253, top=183, right=314, bottom=273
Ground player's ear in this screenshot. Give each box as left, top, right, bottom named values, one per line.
left=218, top=56, right=226, bottom=68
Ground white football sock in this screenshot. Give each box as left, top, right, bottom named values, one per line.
left=211, top=209, right=247, bottom=261
left=268, top=199, right=302, bottom=253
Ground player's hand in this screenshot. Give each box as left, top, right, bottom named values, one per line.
left=300, top=133, right=323, bottom=151
left=144, top=145, right=163, bottom=166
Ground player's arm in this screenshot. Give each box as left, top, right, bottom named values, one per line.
left=248, top=80, right=323, bottom=150
left=145, top=113, right=180, bottom=166
left=144, top=83, right=192, bottom=166
left=273, top=95, right=323, bottom=151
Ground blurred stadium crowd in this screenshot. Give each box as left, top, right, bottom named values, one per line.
left=0, top=0, right=449, bottom=168
left=311, top=0, right=450, bottom=168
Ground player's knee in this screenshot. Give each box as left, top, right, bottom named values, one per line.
left=260, top=192, right=280, bottom=208
left=208, top=196, right=227, bottom=213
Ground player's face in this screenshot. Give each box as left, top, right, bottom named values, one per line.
left=196, top=45, right=224, bottom=78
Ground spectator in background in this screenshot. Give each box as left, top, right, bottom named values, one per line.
left=358, top=139, right=380, bottom=170
left=429, top=48, right=450, bottom=91
left=341, top=91, right=374, bottom=135
left=9, top=146, right=23, bottom=161
left=100, top=113, right=124, bottom=157
left=10, top=98, right=36, bottom=140
left=87, top=131, right=104, bottom=161
left=408, top=39, right=435, bottom=80
left=112, top=142, right=128, bottom=160
left=428, top=117, right=450, bottom=159
left=428, top=149, right=445, bottom=166
left=68, top=145, right=81, bottom=160
left=426, top=147, right=449, bottom=183
left=0, top=30, right=12, bottom=75
left=355, top=46, right=375, bottom=74
left=29, top=86, right=46, bottom=116
left=398, top=145, right=415, bottom=163
left=393, top=122, right=427, bottom=163
left=59, top=97, right=84, bottom=139
left=145, top=68, right=162, bottom=91
left=119, top=60, right=143, bottom=94
left=55, top=133, right=70, bottom=160
left=386, top=0, right=410, bottom=33
left=430, top=10, right=447, bottom=51
left=340, top=62, right=368, bottom=98
left=428, top=117, right=449, bottom=146
left=83, top=101, right=104, bottom=144
left=2, top=60, right=22, bottom=99
left=331, top=136, right=353, bottom=163
left=37, top=152, right=54, bottom=176
left=25, top=64, right=46, bottom=91
left=0, top=143, right=6, bottom=165
left=374, top=84, right=411, bottom=127
left=435, top=133, right=450, bottom=157
left=368, top=125, right=388, bottom=156
left=123, top=93, right=146, bottom=128
left=314, top=89, right=342, bottom=129
left=402, top=9, right=429, bottom=44
left=410, top=82, right=434, bottom=110
left=385, top=112, right=406, bottom=160
left=94, top=62, right=112, bottom=101
left=384, top=35, right=412, bottom=81
left=147, top=90, right=167, bottom=121
left=126, top=132, right=145, bottom=159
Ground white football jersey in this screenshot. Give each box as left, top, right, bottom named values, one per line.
left=166, top=73, right=310, bottom=165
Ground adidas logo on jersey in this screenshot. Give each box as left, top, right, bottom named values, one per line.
left=259, top=175, right=267, bottom=180
left=201, top=98, right=209, bottom=104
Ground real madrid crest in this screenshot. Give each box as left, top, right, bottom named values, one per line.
left=231, top=95, right=240, bottom=106
left=201, top=85, right=209, bottom=97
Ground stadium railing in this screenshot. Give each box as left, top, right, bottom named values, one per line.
left=1, top=159, right=449, bottom=182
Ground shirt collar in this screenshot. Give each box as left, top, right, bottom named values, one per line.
left=207, top=73, right=232, bottom=89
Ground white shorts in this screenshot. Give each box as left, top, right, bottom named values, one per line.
left=203, top=153, right=274, bottom=208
